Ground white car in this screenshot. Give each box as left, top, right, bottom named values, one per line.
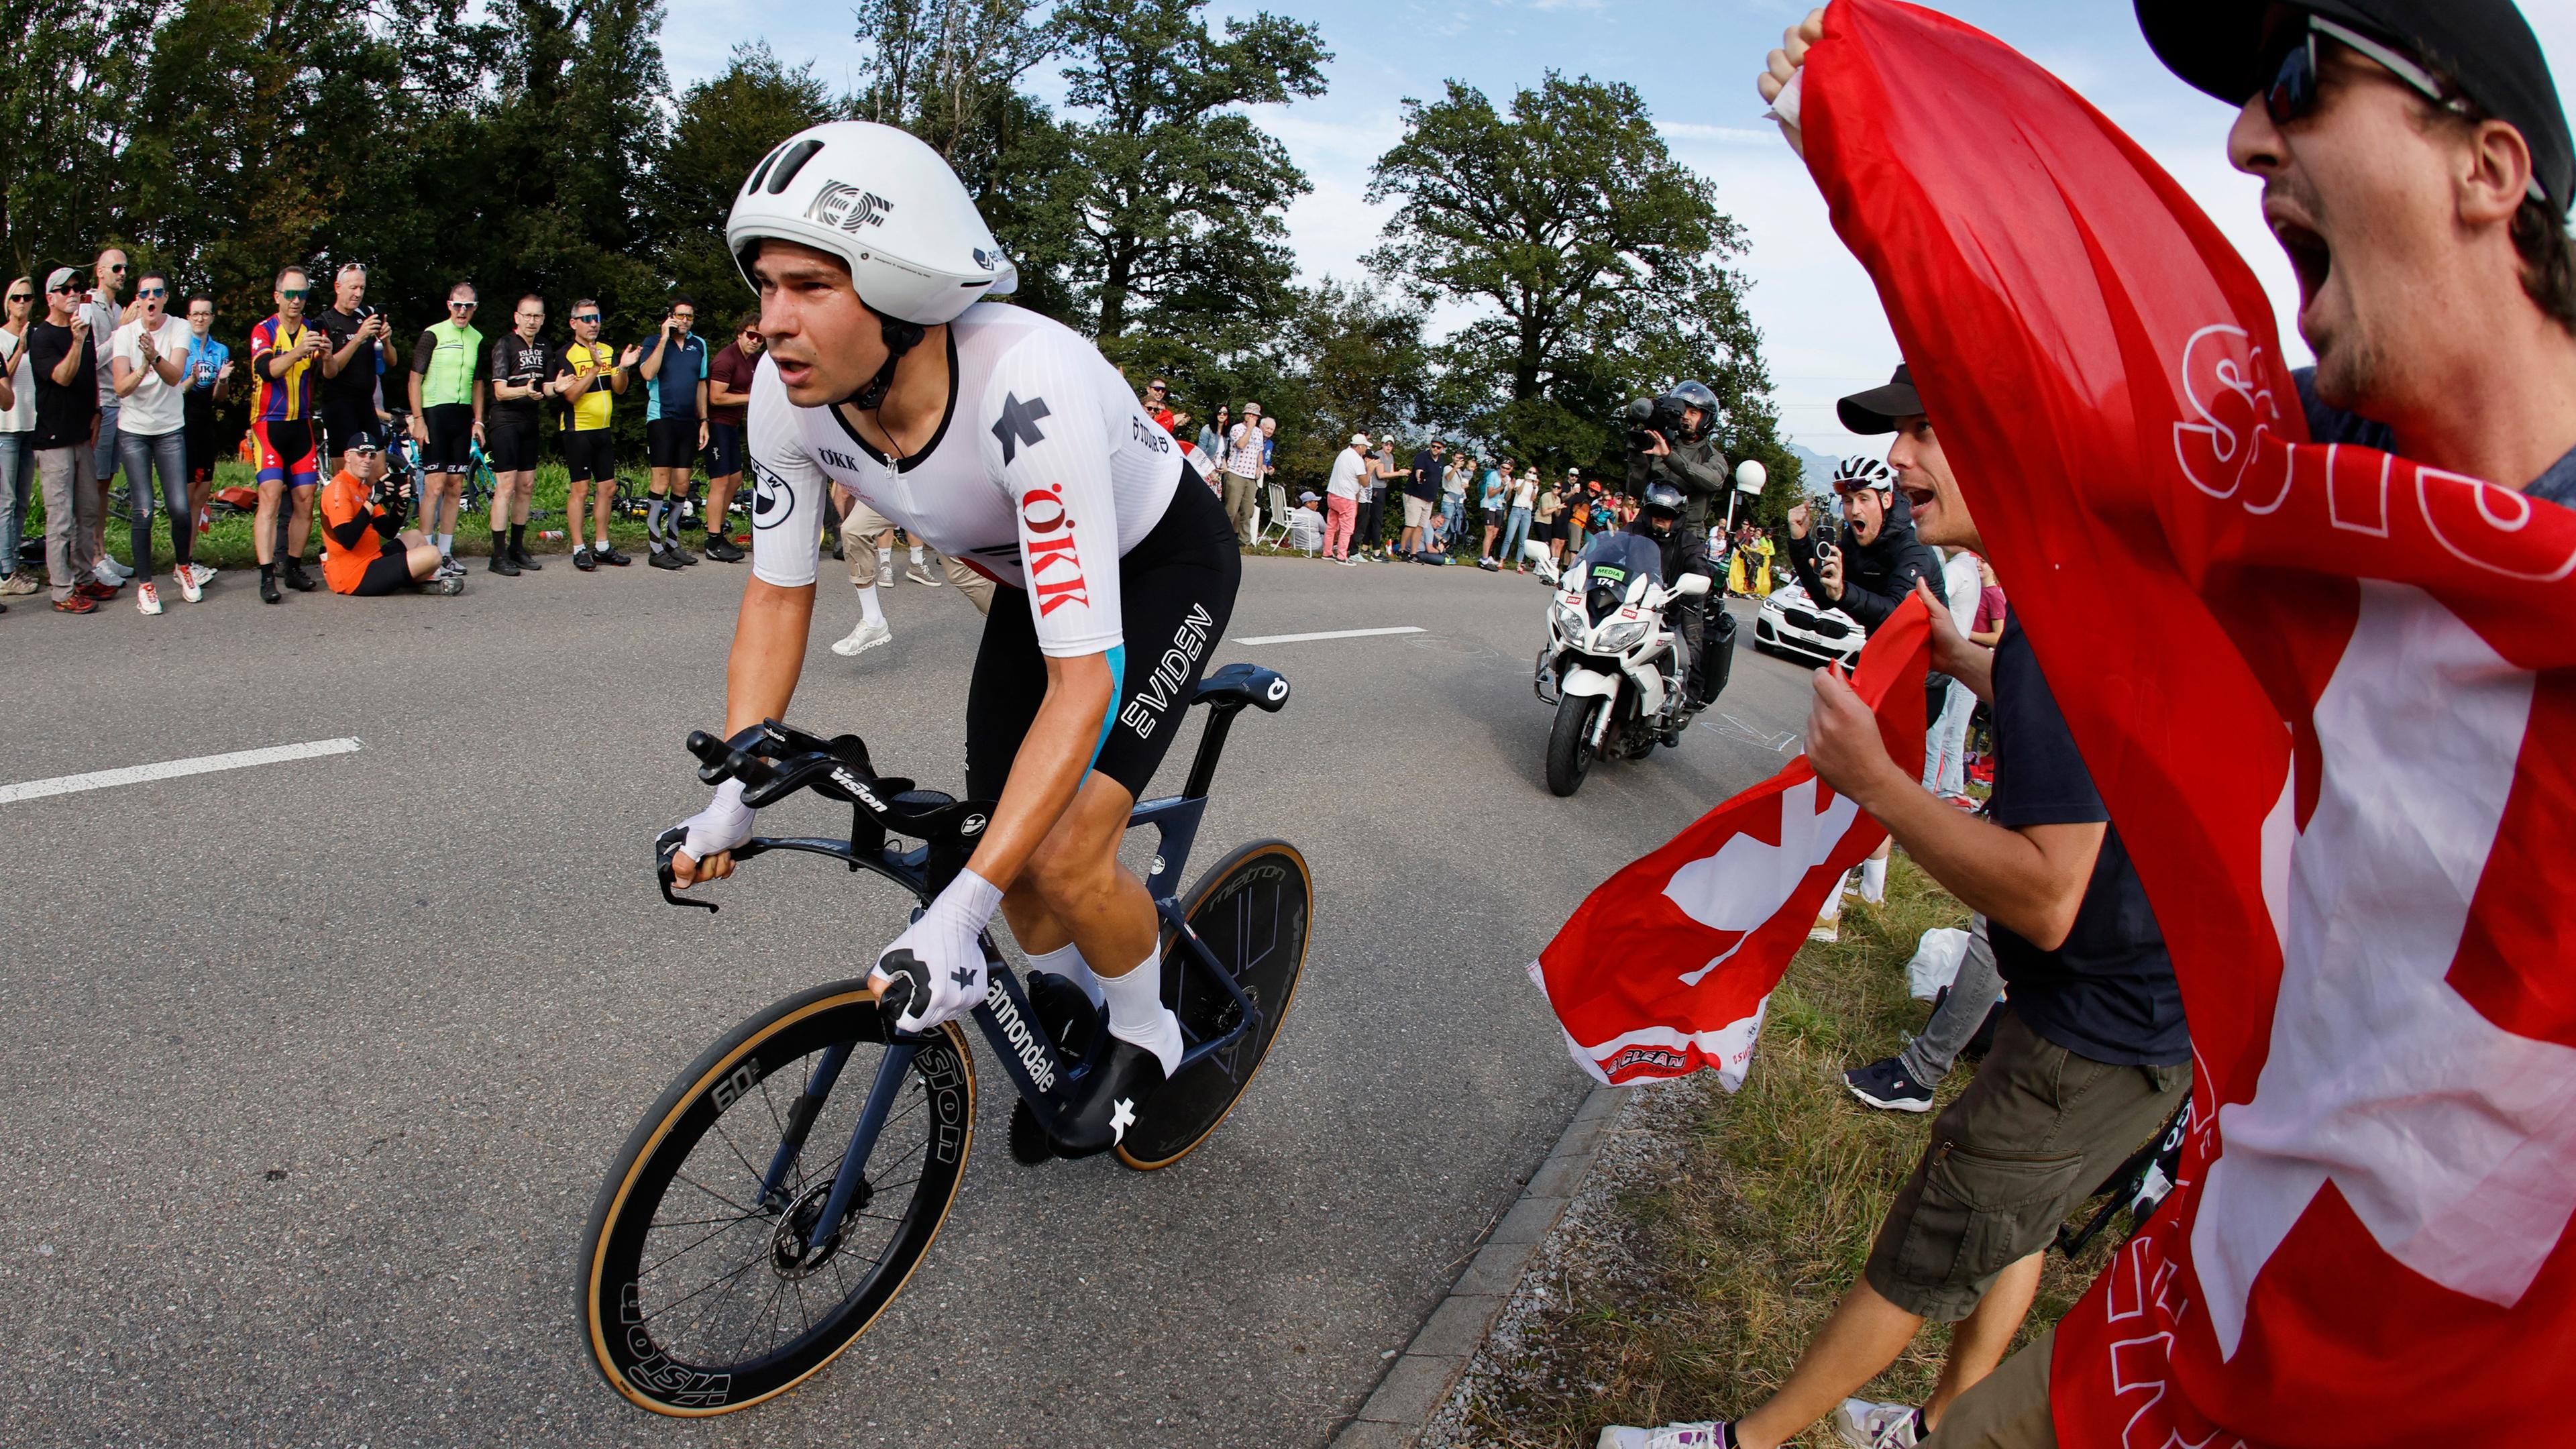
left=1752, top=581, right=1864, bottom=667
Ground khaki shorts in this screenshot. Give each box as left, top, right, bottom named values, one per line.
left=834, top=487, right=896, bottom=537
left=1862, top=1010, right=2188, bottom=1323
left=1921, top=1327, right=2057, bottom=1449
left=1403, top=494, right=1434, bottom=528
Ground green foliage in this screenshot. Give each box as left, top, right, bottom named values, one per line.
left=1259, top=277, right=1430, bottom=489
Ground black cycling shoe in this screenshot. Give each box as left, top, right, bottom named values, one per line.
left=511, top=543, right=543, bottom=571
left=1048, top=1035, right=1170, bottom=1160
left=488, top=549, right=520, bottom=577
left=1009, top=973, right=1105, bottom=1165
left=702, top=535, right=745, bottom=562
left=259, top=572, right=282, bottom=604
left=672, top=544, right=700, bottom=566
left=597, top=543, right=631, bottom=567
left=282, top=559, right=320, bottom=592
left=572, top=547, right=596, bottom=572
left=648, top=547, right=684, bottom=571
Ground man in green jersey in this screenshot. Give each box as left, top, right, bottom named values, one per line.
left=405, top=281, right=485, bottom=570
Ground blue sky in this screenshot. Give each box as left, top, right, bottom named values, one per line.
left=664, top=1, right=2576, bottom=459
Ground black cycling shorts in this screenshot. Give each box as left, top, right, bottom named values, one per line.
left=322, top=405, right=376, bottom=462
left=964, top=468, right=1240, bottom=804
left=703, top=421, right=745, bottom=478
left=423, top=403, right=474, bottom=474
left=345, top=549, right=415, bottom=597
left=646, top=417, right=697, bottom=470
left=486, top=415, right=539, bottom=472
left=562, top=429, right=616, bottom=484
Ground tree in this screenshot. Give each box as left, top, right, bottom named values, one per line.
left=1261, top=278, right=1428, bottom=489
left=655, top=42, right=842, bottom=308
left=0, top=0, right=155, bottom=280
left=1368, top=72, right=1784, bottom=482
left=1044, top=0, right=1327, bottom=356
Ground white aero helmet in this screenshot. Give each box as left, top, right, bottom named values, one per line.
left=726, top=120, right=1017, bottom=327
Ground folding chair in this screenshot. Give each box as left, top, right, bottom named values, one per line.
left=1258, top=482, right=1295, bottom=548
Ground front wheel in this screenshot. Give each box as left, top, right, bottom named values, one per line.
left=1546, top=693, right=1601, bottom=796
left=581, top=982, right=976, bottom=1415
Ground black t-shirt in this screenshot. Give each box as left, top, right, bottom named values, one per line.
left=28, top=321, right=97, bottom=450
left=487, top=334, right=552, bottom=425
left=313, top=306, right=384, bottom=417
left=1983, top=614, right=2190, bottom=1067
left=1407, top=449, right=1443, bottom=501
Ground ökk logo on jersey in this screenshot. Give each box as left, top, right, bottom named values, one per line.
left=1018, top=480, right=1089, bottom=617
left=806, top=182, right=894, bottom=231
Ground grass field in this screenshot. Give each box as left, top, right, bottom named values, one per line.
left=1461, top=854, right=2102, bottom=1448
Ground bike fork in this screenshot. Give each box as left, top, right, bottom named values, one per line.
left=758, top=1042, right=855, bottom=1209
left=806, top=1044, right=918, bottom=1252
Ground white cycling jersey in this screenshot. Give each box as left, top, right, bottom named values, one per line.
left=747, top=303, right=1185, bottom=657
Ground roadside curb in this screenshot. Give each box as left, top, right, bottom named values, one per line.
left=1330, top=1082, right=1631, bottom=1448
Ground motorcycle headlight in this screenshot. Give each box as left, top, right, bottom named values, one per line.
left=1552, top=595, right=1587, bottom=634
left=1595, top=616, right=1652, bottom=651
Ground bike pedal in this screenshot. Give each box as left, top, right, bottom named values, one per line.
left=1008, top=1099, right=1057, bottom=1165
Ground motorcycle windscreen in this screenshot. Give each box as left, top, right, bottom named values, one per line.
left=1576, top=531, right=1664, bottom=588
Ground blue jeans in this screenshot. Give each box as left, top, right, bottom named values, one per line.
left=0, top=431, right=29, bottom=578
left=1439, top=494, right=1462, bottom=542
left=117, top=427, right=189, bottom=582
left=1499, top=505, right=1533, bottom=564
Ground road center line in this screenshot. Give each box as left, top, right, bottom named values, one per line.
left=0, top=738, right=364, bottom=806
left=1232, top=626, right=1426, bottom=646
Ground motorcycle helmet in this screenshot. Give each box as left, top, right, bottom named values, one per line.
left=1640, top=481, right=1686, bottom=535
left=1668, top=381, right=1719, bottom=441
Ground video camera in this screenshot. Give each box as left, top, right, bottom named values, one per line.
left=1623, top=383, right=1717, bottom=453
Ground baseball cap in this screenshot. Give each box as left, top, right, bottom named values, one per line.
left=46, top=266, right=80, bottom=293
left=1299, top=490, right=1321, bottom=503
left=1350, top=432, right=1371, bottom=446
left=1836, top=364, right=1923, bottom=435
left=341, top=428, right=384, bottom=453
left=2135, top=0, right=2571, bottom=216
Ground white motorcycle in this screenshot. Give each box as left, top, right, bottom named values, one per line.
left=1533, top=533, right=1713, bottom=797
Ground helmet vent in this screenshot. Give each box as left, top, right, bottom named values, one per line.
left=765, top=138, right=823, bottom=195
left=745, top=144, right=788, bottom=197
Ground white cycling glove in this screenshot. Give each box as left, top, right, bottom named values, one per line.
left=870, top=868, right=1004, bottom=1034
left=677, top=777, right=754, bottom=863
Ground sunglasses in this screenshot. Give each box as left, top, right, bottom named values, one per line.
left=449, top=301, right=476, bottom=309
left=2263, top=17, right=2540, bottom=205
left=279, top=288, right=308, bottom=300
left=5, top=294, right=29, bottom=305
left=573, top=313, right=600, bottom=323
left=138, top=286, right=166, bottom=299
left=348, top=445, right=383, bottom=456
left=107, top=264, right=127, bottom=274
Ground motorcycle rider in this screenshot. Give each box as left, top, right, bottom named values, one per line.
left=1625, top=381, right=1732, bottom=706
left=1631, top=480, right=1735, bottom=712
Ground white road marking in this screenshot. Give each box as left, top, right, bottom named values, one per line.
left=0, top=738, right=364, bottom=805
left=1231, top=626, right=1426, bottom=645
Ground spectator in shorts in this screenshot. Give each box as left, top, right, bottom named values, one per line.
left=481, top=294, right=552, bottom=576
left=320, top=429, right=460, bottom=596
left=315, top=262, right=390, bottom=476
left=700, top=312, right=760, bottom=561
left=180, top=294, right=234, bottom=553
left=1, top=276, right=36, bottom=598
left=1477, top=458, right=1509, bottom=567
left=407, top=282, right=484, bottom=570
left=1536, top=471, right=1568, bottom=571
left=32, top=267, right=107, bottom=612
left=248, top=265, right=329, bottom=602
left=552, top=299, right=639, bottom=571
left=108, top=270, right=204, bottom=613
left=1401, top=435, right=1443, bottom=559
left=1220, top=402, right=1265, bottom=547
left=636, top=295, right=708, bottom=568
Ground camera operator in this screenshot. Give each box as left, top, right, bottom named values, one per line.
left=320, top=428, right=461, bottom=596
left=1784, top=377, right=1940, bottom=635
left=1623, top=379, right=1734, bottom=706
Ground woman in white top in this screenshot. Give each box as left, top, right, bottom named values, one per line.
left=107, top=270, right=205, bottom=612
left=0, top=276, right=36, bottom=596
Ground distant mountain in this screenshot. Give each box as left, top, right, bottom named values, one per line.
left=1784, top=443, right=1839, bottom=496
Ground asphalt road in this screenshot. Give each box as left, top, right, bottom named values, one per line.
left=0, top=547, right=1818, bottom=1448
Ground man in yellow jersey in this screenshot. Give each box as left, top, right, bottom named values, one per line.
left=550, top=298, right=642, bottom=571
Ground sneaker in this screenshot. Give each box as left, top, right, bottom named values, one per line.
left=283, top=559, right=319, bottom=592
left=53, top=592, right=97, bottom=614
left=830, top=617, right=894, bottom=657
left=136, top=581, right=162, bottom=615
left=572, top=547, right=596, bottom=572
left=648, top=547, right=685, bottom=572
left=260, top=572, right=282, bottom=604
left=1597, top=1421, right=1729, bottom=1449
left=97, top=555, right=133, bottom=582
left=1808, top=917, right=1839, bottom=944
left=1843, top=1057, right=1935, bottom=1114
left=1335, top=557, right=1359, bottom=567
left=702, top=535, right=745, bottom=562
left=76, top=579, right=120, bottom=601
left=176, top=564, right=208, bottom=601
left=419, top=572, right=466, bottom=596
left=1834, top=1399, right=1925, bottom=1449
left=437, top=554, right=466, bottom=578
left=186, top=562, right=219, bottom=588
left=904, top=563, right=938, bottom=586
left=511, top=543, right=543, bottom=571
left=875, top=559, right=894, bottom=588
left=0, top=572, right=38, bottom=596
left=596, top=543, right=632, bottom=567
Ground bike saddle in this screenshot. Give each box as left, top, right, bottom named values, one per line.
left=1193, top=663, right=1290, bottom=713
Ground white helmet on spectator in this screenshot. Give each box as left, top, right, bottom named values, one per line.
left=725, top=121, right=1016, bottom=326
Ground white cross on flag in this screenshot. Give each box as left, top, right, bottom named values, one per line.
left=1527, top=600, right=1929, bottom=1089
left=1801, top=3, right=2576, bottom=1441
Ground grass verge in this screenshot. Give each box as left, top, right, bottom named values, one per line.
left=1460, top=853, right=2094, bottom=1448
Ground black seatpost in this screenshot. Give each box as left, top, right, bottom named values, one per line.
left=1181, top=702, right=1248, bottom=801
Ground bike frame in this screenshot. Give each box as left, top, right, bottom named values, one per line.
left=657, top=672, right=1281, bottom=1254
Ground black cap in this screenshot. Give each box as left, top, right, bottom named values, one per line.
left=340, top=428, right=383, bottom=453
left=2136, top=0, right=2571, bottom=216
left=1837, top=364, right=1923, bottom=435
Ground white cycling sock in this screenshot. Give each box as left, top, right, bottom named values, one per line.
left=1026, top=941, right=1108, bottom=1010
left=855, top=584, right=885, bottom=627
left=876, top=545, right=894, bottom=570
left=1860, top=854, right=1888, bottom=905
left=1097, top=952, right=1181, bottom=1077
left=908, top=544, right=926, bottom=566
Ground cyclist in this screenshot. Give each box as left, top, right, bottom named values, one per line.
left=407, top=282, right=486, bottom=572
left=552, top=299, right=640, bottom=570
left=483, top=294, right=552, bottom=576
left=248, top=265, right=330, bottom=602
left=669, top=121, right=1239, bottom=1150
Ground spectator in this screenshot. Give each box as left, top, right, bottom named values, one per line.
left=1140, top=376, right=1172, bottom=429
left=828, top=485, right=899, bottom=657
left=699, top=310, right=759, bottom=564
left=248, top=265, right=332, bottom=601
left=319, top=429, right=460, bottom=596
left=1785, top=441, right=1939, bottom=633
left=80, top=248, right=131, bottom=586
left=180, top=294, right=234, bottom=549
left=551, top=298, right=640, bottom=572
left=1322, top=431, right=1367, bottom=564
left=1439, top=449, right=1469, bottom=557
left=1477, top=458, right=1509, bottom=568
left=1260, top=413, right=1279, bottom=498
left=1970, top=557, right=2004, bottom=646
left=1921, top=545, right=1984, bottom=799
left=1285, top=488, right=1324, bottom=555
left=107, top=270, right=203, bottom=613
left=1536, top=470, right=1569, bottom=570
left=482, top=294, right=551, bottom=576
left=407, top=282, right=484, bottom=571
left=1401, top=435, right=1442, bottom=559
left=1, top=276, right=34, bottom=598
left=32, top=267, right=107, bottom=613
left=1197, top=403, right=1229, bottom=462
left=1218, top=402, right=1265, bottom=547
left=1564, top=468, right=1591, bottom=558
left=1496, top=462, right=1537, bottom=572
left=1358, top=438, right=1402, bottom=560
left=315, top=262, right=390, bottom=476
left=636, top=294, right=708, bottom=569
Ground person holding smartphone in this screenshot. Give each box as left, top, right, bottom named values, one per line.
left=698, top=311, right=761, bottom=561
left=248, top=265, right=332, bottom=602
left=315, top=262, right=390, bottom=478
left=549, top=299, right=641, bottom=571
left=634, top=294, right=708, bottom=570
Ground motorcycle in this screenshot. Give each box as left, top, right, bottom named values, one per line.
left=1534, top=533, right=1715, bottom=796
